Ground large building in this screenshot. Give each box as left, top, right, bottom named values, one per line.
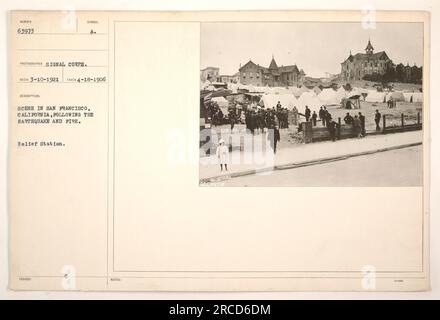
left=341, top=39, right=393, bottom=81
left=219, top=72, right=240, bottom=84
left=238, top=56, right=305, bottom=87
left=200, top=67, right=220, bottom=82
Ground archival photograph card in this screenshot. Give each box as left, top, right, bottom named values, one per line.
left=8, top=10, right=430, bottom=291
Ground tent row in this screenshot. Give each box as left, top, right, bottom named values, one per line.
left=256, top=90, right=423, bottom=112
left=363, top=90, right=423, bottom=103
left=222, top=83, right=423, bottom=108
left=260, top=92, right=322, bottom=112
left=227, top=84, right=370, bottom=105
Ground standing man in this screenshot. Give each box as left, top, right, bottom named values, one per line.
left=374, top=109, right=381, bottom=131
left=292, top=106, right=299, bottom=125
left=311, top=111, right=318, bottom=126
left=276, top=101, right=282, bottom=109
left=358, top=112, right=366, bottom=137
left=325, top=110, right=332, bottom=128
left=328, top=119, right=337, bottom=142
left=267, top=125, right=281, bottom=154
left=344, top=112, right=353, bottom=125
left=249, top=111, right=255, bottom=135
left=305, top=106, right=311, bottom=122
left=229, top=108, right=236, bottom=131
left=319, top=106, right=325, bottom=126
left=353, top=115, right=361, bottom=138
left=323, top=106, right=328, bottom=127
left=388, top=96, right=394, bottom=108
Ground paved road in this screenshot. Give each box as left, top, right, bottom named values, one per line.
left=221, top=145, right=422, bottom=187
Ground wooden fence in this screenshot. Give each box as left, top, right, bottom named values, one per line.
left=303, top=112, right=422, bottom=143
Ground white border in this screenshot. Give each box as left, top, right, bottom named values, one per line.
left=1, top=0, right=439, bottom=299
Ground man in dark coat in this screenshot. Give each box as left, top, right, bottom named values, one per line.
left=311, top=111, right=318, bottom=126
left=325, top=110, right=332, bottom=128
left=305, top=106, right=311, bottom=122
left=328, top=120, right=337, bottom=142
left=358, top=112, right=366, bottom=137
left=374, top=109, right=381, bottom=131
left=249, top=111, right=255, bottom=135
left=343, top=112, right=353, bottom=125
left=353, top=115, right=361, bottom=138
left=267, top=125, right=281, bottom=154
left=245, top=109, right=250, bottom=130
left=388, top=96, right=394, bottom=108
left=322, top=106, right=329, bottom=127
left=229, top=109, right=236, bottom=131
left=318, top=106, right=325, bottom=126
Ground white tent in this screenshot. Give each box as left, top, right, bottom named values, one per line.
left=403, top=92, right=413, bottom=102
left=336, top=87, right=347, bottom=100
left=412, top=92, right=423, bottom=103
left=318, top=88, right=341, bottom=105
left=291, top=86, right=302, bottom=97
left=211, top=97, right=229, bottom=114
left=385, top=91, right=405, bottom=102
left=261, top=93, right=298, bottom=110
left=403, top=92, right=423, bottom=103
left=312, top=86, right=322, bottom=95
left=296, top=86, right=310, bottom=97
left=365, top=90, right=386, bottom=103
left=297, top=91, right=322, bottom=112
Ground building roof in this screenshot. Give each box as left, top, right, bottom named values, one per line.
left=353, top=51, right=389, bottom=61
left=201, top=66, right=219, bottom=71
left=278, top=65, right=300, bottom=73
left=342, top=39, right=392, bottom=64
left=365, top=39, right=374, bottom=52
left=238, top=60, right=260, bottom=71
left=342, top=51, right=390, bottom=64
left=240, top=59, right=301, bottom=75
left=239, top=57, right=304, bottom=76
left=269, top=56, right=278, bottom=70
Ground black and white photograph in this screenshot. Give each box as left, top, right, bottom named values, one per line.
left=199, top=22, right=424, bottom=187
left=3, top=5, right=436, bottom=297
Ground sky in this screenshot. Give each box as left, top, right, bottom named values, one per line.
left=201, top=22, right=424, bottom=78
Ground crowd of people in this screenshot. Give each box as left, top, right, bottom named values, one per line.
left=205, top=99, right=294, bottom=132
left=343, top=111, right=366, bottom=138
left=210, top=97, right=388, bottom=171
left=208, top=96, right=387, bottom=170
left=243, top=105, right=289, bottom=134
left=206, top=102, right=226, bottom=126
